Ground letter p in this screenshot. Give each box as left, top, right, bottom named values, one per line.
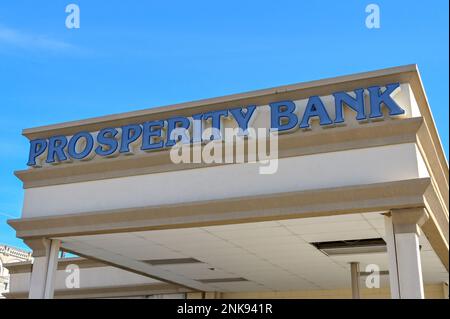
left=27, top=139, right=48, bottom=166
left=119, top=124, right=142, bottom=153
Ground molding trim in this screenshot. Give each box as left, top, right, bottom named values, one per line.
left=8, top=178, right=431, bottom=240
left=5, top=257, right=105, bottom=274
left=5, top=284, right=446, bottom=299
left=416, top=118, right=449, bottom=211
left=423, top=181, right=450, bottom=270
left=4, top=283, right=189, bottom=299
left=21, top=64, right=419, bottom=140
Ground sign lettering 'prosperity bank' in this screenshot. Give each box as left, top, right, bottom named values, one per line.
left=27, top=83, right=405, bottom=167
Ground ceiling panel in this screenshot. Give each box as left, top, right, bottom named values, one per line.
left=60, top=212, right=448, bottom=293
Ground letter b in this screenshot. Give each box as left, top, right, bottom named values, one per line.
left=270, top=100, right=298, bottom=132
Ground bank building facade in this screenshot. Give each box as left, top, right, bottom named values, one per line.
left=4, top=65, right=449, bottom=299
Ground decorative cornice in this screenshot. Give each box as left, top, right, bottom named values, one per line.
left=21, top=64, right=419, bottom=141
left=0, top=245, right=32, bottom=260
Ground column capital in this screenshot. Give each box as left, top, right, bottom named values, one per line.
left=24, top=238, right=51, bottom=257
left=389, top=207, right=429, bottom=235
left=384, top=213, right=426, bottom=298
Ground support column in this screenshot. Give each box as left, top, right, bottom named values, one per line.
left=384, top=208, right=429, bottom=299
left=442, top=282, right=449, bottom=299
left=204, top=292, right=222, bottom=299
left=27, top=238, right=61, bottom=299
left=350, top=262, right=361, bottom=299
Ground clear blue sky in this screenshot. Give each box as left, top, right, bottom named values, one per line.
left=0, top=1, right=448, bottom=250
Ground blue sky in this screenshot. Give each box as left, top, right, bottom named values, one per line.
left=0, top=1, right=448, bottom=250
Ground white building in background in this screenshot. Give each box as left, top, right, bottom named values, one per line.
left=0, top=245, right=32, bottom=297
left=5, top=65, right=449, bottom=299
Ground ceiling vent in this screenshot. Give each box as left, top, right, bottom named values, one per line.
left=311, top=238, right=387, bottom=256
left=197, top=277, right=248, bottom=284
left=144, top=258, right=202, bottom=265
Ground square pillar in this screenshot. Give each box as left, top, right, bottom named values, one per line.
left=384, top=208, right=429, bottom=299
left=350, top=262, right=361, bottom=299
left=27, top=238, right=61, bottom=299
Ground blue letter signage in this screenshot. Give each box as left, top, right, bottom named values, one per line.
left=27, top=83, right=405, bottom=167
